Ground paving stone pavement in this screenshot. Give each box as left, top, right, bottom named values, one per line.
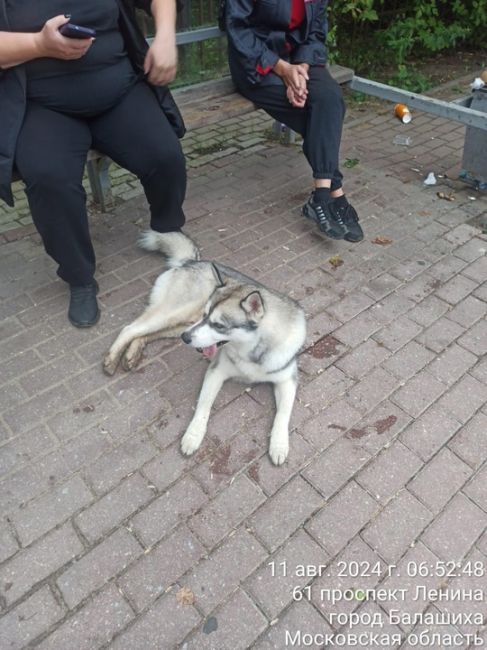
left=1, top=88, right=487, bottom=649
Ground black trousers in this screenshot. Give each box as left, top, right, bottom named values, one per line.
left=237, top=66, right=345, bottom=191
left=15, top=81, right=186, bottom=285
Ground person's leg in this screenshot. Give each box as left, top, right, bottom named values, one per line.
left=15, top=102, right=100, bottom=326
left=237, top=80, right=346, bottom=239
left=303, top=66, right=345, bottom=193
left=15, top=103, right=95, bottom=283
left=240, top=74, right=344, bottom=188
left=89, top=81, right=186, bottom=233
left=304, top=67, right=363, bottom=242
left=240, top=70, right=363, bottom=241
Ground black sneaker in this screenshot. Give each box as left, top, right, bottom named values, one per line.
left=68, top=281, right=100, bottom=328
left=303, top=195, right=346, bottom=240
left=332, top=199, right=364, bottom=243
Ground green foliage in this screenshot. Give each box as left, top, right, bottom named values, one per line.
left=140, top=2, right=485, bottom=89
left=329, top=0, right=486, bottom=77
left=387, top=64, right=432, bottom=92
left=174, top=38, right=229, bottom=88
left=347, top=91, right=369, bottom=104
left=343, top=157, right=360, bottom=168
left=338, top=0, right=379, bottom=22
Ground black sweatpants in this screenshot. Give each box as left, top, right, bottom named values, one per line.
left=15, top=81, right=186, bottom=286
left=237, top=66, right=345, bottom=191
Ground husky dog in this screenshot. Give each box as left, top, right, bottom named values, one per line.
left=103, top=231, right=306, bottom=465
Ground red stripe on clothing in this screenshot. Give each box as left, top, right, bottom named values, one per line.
left=256, top=63, right=273, bottom=75
left=289, top=0, right=305, bottom=29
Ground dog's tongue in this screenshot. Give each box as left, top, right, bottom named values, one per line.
left=202, top=344, right=218, bottom=359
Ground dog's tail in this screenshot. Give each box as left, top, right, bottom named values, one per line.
left=138, top=230, right=200, bottom=268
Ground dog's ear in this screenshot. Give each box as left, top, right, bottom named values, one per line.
left=211, top=263, right=226, bottom=288
left=240, top=291, right=265, bottom=320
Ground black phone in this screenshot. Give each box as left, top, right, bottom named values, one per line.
left=59, top=23, right=96, bottom=39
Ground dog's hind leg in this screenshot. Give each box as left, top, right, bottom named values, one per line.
left=121, top=325, right=189, bottom=371
left=268, top=373, right=297, bottom=465
left=104, top=264, right=217, bottom=376
left=103, top=308, right=184, bottom=376
left=121, top=335, right=151, bottom=372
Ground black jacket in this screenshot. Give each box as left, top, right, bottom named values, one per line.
left=226, top=0, right=328, bottom=88
left=0, top=0, right=185, bottom=207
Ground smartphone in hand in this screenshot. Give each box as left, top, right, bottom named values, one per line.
left=59, top=23, right=96, bottom=39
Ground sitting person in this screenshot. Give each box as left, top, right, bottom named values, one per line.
left=0, top=0, right=186, bottom=327
left=224, top=0, right=363, bottom=242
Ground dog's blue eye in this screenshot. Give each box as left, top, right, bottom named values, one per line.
left=212, top=322, right=226, bottom=331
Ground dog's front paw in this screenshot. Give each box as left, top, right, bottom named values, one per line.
left=269, top=440, right=289, bottom=466
left=102, top=354, right=119, bottom=376
left=121, top=338, right=145, bottom=372
left=181, top=424, right=205, bottom=456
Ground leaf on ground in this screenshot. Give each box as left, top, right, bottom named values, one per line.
left=372, top=236, right=393, bottom=246
left=176, top=586, right=195, bottom=605
left=328, top=255, right=344, bottom=269
left=343, top=157, right=360, bottom=168
left=437, top=191, right=455, bottom=202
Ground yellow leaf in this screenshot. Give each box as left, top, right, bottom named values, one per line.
left=372, top=236, right=393, bottom=246
left=176, top=586, right=195, bottom=605
left=436, top=192, right=455, bottom=202
left=328, top=255, right=344, bottom=269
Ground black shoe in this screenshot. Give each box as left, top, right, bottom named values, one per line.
left=332, top=199, right=364, bottom=243
left=303, top=195, right=346, bottom=240
left=68, top=281, right=100, bottom=328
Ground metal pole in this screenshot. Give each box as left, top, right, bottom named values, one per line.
left=349, top=76, right=487, bottom=131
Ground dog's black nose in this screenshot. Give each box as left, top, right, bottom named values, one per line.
left=181, top=331, right=191, bottom=344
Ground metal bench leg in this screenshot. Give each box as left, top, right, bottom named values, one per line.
left=86, top=157, right=113, bottom=211
left=272, top=120, right=296, bottom=144
left=283, top=126, right=296, bottom=144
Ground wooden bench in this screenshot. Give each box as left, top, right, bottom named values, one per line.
left=13, top=64, right=354, bottom=211
left=176, top=64, right=354, bottom=127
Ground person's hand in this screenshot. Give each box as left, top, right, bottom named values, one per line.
left=144, top=35, right=177, bottom=86
left=35, top=15, right=94, bottom=60
left=286, top=85, right=307, bottom=108
left=273, top=60, right=309, bottom=99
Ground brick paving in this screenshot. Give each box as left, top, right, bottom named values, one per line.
left=1, top=75, right=487, bottom=649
